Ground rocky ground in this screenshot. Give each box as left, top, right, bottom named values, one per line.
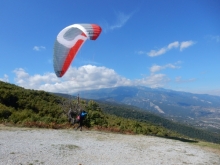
left=0, top=125, right=219, bottom=165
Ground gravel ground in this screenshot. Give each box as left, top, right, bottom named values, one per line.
left=0, top=125, right=219, bottom=165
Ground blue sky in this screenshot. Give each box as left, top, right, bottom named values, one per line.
left=1, top=0, right=220, bottom=96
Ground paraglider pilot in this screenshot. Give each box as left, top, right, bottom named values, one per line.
left=76, top=110, right=87, bottom=131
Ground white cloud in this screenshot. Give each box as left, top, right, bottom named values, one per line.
left=150, top=63, right=181, bottom=73
left=147, top=41, right=179, bottom=57
left=206, top=35, right=220, bottom=42
left=180, top=41, right=195, bottom=51
left=212, top=35, right=220, bottom=42
left=0, top=74, right=9, bottom=82
left=13, top=68, right=59, bottom=89
left=103, top=11, right=134, bottom=32
left=138, top=40, right=195, bottom=57
left=175, top=76, right=196, bottom=83
left=10, top=66, right=220, bottom=96
left=168, top=41, right=179, bottom=49
left=134, top=73, right=170, bottom=88
left=196, top=89, right=220, bottom=96
left=13, top=65, right=131, bottom=93
left=147, top=48, right=167, bottom=57
left=12, top=65, right=169, bottom=93
left=150, top=65, right=162, bottom=73
left=175, top=87, right=220, bottom=96
left=136, top=51, right=145, bottom=55
left=33, top=46, right=46, bottom=51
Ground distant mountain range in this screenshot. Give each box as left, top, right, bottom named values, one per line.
left=75, top=86, right=220, bottom=132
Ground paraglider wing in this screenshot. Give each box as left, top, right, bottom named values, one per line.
left=53, top=24, right=102, bottom=77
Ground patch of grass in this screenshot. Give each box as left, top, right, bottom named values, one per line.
left=196, top=141, right=220, bottom=150
left=191, top=141, right=220, bottom=155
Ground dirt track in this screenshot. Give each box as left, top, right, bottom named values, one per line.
left=0, top=125, right=219, bottom=165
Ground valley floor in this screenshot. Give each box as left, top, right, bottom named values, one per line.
left=0, top=125, right=219, bottom=165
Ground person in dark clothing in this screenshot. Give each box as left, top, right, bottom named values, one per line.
left=75, top=110, right=87, bottom=131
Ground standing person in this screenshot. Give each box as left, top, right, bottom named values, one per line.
left=76, top=110, right=87, bottom=131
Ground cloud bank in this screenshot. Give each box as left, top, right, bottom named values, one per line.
left=1, top=64, right=219, bottom=96
left=5, top=65, right=170, bottom=94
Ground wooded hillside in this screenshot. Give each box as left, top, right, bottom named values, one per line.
left=0, top=81, right=219, bottom=144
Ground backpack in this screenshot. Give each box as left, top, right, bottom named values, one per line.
left=80, top=112, right=87, bottom=120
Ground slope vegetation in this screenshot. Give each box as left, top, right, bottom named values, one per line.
left=0, top=81, right=219, bottom=144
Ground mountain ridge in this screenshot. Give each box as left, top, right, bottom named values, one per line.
left=75, top=86, right=220, bottom=132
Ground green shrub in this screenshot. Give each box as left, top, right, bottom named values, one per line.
left=9, top=110, right=33, bottom=123
left=0, top=109, right=12, bottom=119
